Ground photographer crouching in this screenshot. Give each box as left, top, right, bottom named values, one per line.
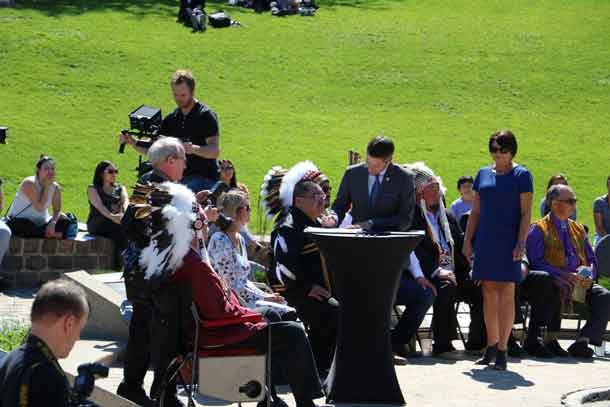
left=0, top=280, right=90, bottom=407
left=119, top=69, right=221, bottom=194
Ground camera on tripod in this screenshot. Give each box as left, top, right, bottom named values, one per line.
left=70, top=362, right=109, bottom=407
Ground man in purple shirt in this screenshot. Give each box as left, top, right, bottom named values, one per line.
left=526, top=184, right=610, bottom=359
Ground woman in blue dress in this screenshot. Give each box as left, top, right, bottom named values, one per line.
left=463, top=130, right=533, bottom=370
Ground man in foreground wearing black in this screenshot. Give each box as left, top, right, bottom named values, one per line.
left=0, top=279, right=89, bottom=407
left=120, top=69, right=221, bottom=193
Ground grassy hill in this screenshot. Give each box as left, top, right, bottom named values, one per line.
left=1, top=0, right=609, bottom=233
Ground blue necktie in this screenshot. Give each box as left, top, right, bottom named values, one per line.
left=369, top=175, right=381, bottom=208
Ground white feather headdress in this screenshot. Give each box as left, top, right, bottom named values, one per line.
left=139, top=182, right=199, bottom=280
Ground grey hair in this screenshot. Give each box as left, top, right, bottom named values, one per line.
left=546, top=184, right=574, bottom=208
left=148, top=137, right=184, bottom=166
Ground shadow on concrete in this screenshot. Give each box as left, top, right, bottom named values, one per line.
left=464, top=368, right=535, bottom=390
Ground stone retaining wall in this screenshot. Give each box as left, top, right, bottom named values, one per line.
left=1, top=234, right=115, bottom=286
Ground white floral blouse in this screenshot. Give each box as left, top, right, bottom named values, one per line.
left=207, top=232, right=272, bottom=308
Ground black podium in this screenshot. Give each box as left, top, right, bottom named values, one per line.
left=305, top=228, right=424, bottom=406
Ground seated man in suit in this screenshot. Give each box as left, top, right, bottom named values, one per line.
left=328, top=135, right=416, bottom=232
left=526, top=184, right=610, bottom=358
left=404, top=163, right=486, bottom=355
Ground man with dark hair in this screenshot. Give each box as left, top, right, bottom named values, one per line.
left=329, top=135, right=416, bottom=232
left=271, top=179, right=338, bottom=374
left=450, top=175, right=475, bottom=223
left=120, top=69, right=220, bottom=193
left=0, top=280, right=89, bottom=407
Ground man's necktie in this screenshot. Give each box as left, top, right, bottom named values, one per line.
left=369, top=175, right=381, bottom=208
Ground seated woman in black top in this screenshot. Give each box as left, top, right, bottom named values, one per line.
left=86, top=161, right=128, bottom=270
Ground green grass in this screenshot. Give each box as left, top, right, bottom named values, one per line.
left=0, top=323, right=28, bottom=352
left=1, top=0, right=609, bottom=234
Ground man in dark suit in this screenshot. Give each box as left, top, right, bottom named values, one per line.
left=329, top=136, right=416, bottom=232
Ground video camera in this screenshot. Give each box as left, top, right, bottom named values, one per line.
left=69, top=362, right=109, bottom=407
left=118, top=105, right=162, bottom=154
left=119, top=105, right=163, bottom=177
left=0, top=126, right=8, bottom=144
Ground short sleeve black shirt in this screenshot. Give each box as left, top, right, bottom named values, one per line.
left=160, top=101, right=220, bottom=179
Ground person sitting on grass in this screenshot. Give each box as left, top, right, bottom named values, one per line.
left=86, top=160, right=129, bottom=270
left=6, top=155, right=71, bottom=239
left=526, top=184, right=610, bottom=358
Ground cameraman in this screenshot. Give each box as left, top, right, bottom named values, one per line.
left=119, top=137, right=218, bottom=407
left=0, top=279, right=89, bottom=407
left=119, top=69, right=221, bottom=194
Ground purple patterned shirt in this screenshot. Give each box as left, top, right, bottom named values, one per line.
left=526, top=213, right=597, bottom=278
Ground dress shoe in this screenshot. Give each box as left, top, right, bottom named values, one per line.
left=568, top=341, right=594, bottom=359
left=116, top=382, right=154, bottom=407
left=258, top=396, right=290, bottom=407
left=393, top=354, right=408, bottom=366
left=525, top=338, right=554, bottom=359
left=433, top=342, right=456, bottom=355
left=546, top=339, right=569, bottom=357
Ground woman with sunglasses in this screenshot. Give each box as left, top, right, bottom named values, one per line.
left=6, top=155, right=71, bottom=238
left=208, top=189, right=292, bottom=316
left=86, top=160, right=128, bottom=270
left=463, top=130, right=533, bottom=370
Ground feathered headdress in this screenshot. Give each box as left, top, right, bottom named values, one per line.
left=130, top=182, right=207, bottom=281
left=402, top=162, right=453, bottom=249
left=260, top=161, right=328, bottom=221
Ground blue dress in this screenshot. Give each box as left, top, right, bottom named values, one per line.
left=472, top=165, right=533, bottom=283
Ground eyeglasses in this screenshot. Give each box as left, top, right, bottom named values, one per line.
left=489, top=146, right=510, bottom=154
left=171, top=155, right=187, bottom=161
left=557, top=198, right=577, bottom=205
left=106, top=169, right=119, bottom=175
left=221, top=165, right=234, bottom=171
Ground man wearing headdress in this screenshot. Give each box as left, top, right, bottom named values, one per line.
left=264, top=161, right=339, bottom=374
left=118, top=137, right=219, bottom=407
left=134, top=178, right=324, bottom=407
left=404, top=162, right=486, bottom=355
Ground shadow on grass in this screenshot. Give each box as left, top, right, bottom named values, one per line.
left=12, top=0, right=409, bottom=18
left=464, top=368, right=535, bottom=390
left=13, top=0, right=177, bottom=18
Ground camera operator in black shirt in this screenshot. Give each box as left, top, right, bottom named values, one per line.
left=119, top=69, right=220, bottom=193
left=0, top=280, right=89, bottom=407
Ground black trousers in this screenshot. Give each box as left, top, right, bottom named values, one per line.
left=123, top=301, right=152, bottom=389
left=7, top=214, right=70, bottom=238
left=88, top=219, right=127, bottom=270
left=431, top=278, right=486, bottom=350
left=287, top=295, right=338, bottom=373
left=520, top=270, right=562, bottom=340
left=240, top=322, right=323, bottom=405
left=521, top=271, right=610, bottom=346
